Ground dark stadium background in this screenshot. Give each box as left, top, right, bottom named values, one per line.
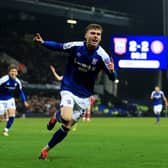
left=0, top=0, right=168, bottom=116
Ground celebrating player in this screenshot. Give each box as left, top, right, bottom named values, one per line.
left=0, top=64, right=29, bottom=136
left=33, top=23, right=117, bottom=159
left=150, top=86, right=168, bottom=123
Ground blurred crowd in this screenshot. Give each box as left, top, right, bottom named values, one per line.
left=0, top=31, right=67, bottom=84
left=14, top=91, right=147, bottom=118
left=15, top=93, right=60, bottom=117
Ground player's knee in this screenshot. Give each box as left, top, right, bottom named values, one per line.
left=8, top=114, right=15, bottom=117
left=7, top=109, right=16, bottom=117
left=61, top=113, right=71, bottom=121
left=60, top=107, right=73, bottom=122
left=56, top=111, right=69, bottom=124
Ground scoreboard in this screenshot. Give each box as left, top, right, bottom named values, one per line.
left=111, top=36, right=168, bottom=70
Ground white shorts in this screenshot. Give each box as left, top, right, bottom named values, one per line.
left=60, top=91, right=90, bottom=121
left=153, top=104, right=163, bottom=114
left=0, top=98, right=16, bottom=115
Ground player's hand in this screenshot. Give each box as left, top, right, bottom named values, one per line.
left=107, top=62, right=114, bottom=72
left=33, top=33, right=44, bottom=44
left=24, top=102, right=29, bottom=108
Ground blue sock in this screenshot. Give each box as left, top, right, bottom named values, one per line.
left=156, top=114, right=160, bottom=122
left=6, top=117, right=14, bottom=129
left=56, top=111, right=68, bottom=124
left=48, top=125, right=69, bottom=149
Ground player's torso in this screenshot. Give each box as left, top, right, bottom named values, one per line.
left=153, top=91, right=163, bottom=105
left=62, top=45, right=104, bottom=97
left=0, top=76, right=19, bottom=99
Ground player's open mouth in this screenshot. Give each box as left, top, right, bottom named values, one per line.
left=92, top=40, right=98, bottom=44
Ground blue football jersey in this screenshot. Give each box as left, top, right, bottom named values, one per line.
left=0, top=75, right=26, bottom=102
left=43, top=41, right=117, bottom=98
left=151, top=90, right=165, bottom=105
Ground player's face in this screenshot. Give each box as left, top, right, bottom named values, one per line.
left=155, top=86, right=160, bottom=92
left=85, top=28, right=102, bottom=50
left=9, top=68, right=18, bottom=80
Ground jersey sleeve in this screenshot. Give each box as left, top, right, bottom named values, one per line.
left=16, top=78, right=27, bottom=102
left=42, top=41, right=83, bottom=51
left=97, top=47, right=117, bottom=81
left=161, top=91, right=165, bottom=98
left=151, top=91, right=154, bottom=97
left=43, top=41, right=64, bottom=50
left=0, top=75, right=9, bottom=85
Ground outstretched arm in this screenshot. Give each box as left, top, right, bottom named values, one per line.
left=163, top=96, right=168, bottom=106
left=50, top=65, right=63, bottom=81
left=33, top=33, right=63, bottom=50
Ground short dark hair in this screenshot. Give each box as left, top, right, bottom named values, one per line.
left=8, top=64, right=18, bottom=71
left=85, top=24, right=103, bottom=33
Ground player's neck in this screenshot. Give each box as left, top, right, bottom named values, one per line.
left=87, top=44, right=98, bottom=51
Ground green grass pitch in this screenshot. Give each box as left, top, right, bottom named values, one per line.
left=1, top=117, right=168, bottom=168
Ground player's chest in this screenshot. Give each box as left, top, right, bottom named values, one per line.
left=74, top=48, right=101, bottom=65
left=4, top=81, right=18, bottom=90
left=153, top=93, right=162, bottom=99
left=73, top=54, right=101, bottom=73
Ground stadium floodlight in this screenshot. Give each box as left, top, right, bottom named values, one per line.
left=66, top=19, right=77, bottom=25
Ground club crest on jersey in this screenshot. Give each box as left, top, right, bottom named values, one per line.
left=76, top=52, right=81, bottom=57
left=92, top=58, right=98, bottom=65
left=113, top=38, right=127, bottom=55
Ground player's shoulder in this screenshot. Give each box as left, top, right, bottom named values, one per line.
left=151, top=90, right=156, bottom=95
left=0, top=75, right=9, bottom=82
left=160, top=90, right=164, bottom=94
left=15, top=77, right=22, bottom=85
left=63, top=41, right=84, bottom=49
left=96, top=46, right=111, bottom=63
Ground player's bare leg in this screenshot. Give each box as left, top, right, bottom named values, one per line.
left=3, top=109, right=15, bottom=136
left=4, top=110, right=9, bottom=121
